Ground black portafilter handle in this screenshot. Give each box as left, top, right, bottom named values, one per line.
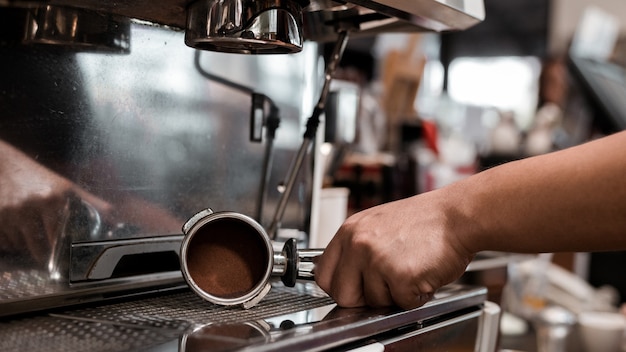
left=273, top=238, right=323, bottom=287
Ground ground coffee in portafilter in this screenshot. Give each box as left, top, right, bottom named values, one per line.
left=185, top=218, right=269, bottom=298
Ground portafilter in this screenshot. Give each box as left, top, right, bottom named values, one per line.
left=180, top=208, right=322, bottom=309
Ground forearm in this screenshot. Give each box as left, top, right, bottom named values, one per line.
left=449, top=131, right=626, bottom=254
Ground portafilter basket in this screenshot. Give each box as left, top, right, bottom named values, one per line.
left=180, top=208, right=322, bottom=309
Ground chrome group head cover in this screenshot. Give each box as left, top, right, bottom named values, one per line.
left=185, top=0, right=305, bottom=54
left=0, top=5, right=130, bottom=53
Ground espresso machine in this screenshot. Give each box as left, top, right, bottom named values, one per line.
left=0, top=0, right=504, bottom=351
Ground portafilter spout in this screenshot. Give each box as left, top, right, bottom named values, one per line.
left=180, top=208, right=322, bottom=309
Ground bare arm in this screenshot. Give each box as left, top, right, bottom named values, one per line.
left=455, top=130, right=626, bottom=253
left=315, top=131, right=626, bottom=309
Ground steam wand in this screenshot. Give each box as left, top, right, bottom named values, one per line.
left=267, top=29, right=350, bottom=239
left=194, top=51, right=280, bottom=224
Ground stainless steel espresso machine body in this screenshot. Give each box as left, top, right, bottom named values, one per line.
left=0, top=16, right=321, bottom=316
left=0, top=1, right=499, bottom=351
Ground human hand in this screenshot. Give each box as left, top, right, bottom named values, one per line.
left=314, top=190, right=475, bottom=310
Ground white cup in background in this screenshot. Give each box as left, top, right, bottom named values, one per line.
left=578, top=311, right=626, bottom=352
left=310, top=187, right=349, bottom=248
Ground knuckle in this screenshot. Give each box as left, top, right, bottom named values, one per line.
left=348, top=230, right=376, bottom=252
left=332, top=292, right=363, bottom=308
left=314, top=274, right=330, bottom=293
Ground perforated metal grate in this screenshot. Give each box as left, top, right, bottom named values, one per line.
left=0, top=282, right=335, bottom=352
left=0, top=315, right=178, bottom=352
left=57, top=282, right=332, bottom=327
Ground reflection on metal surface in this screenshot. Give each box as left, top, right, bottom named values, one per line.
left=376, top=309, right=481, bottom=350
left=0, top=5, right=130, bottom=52
left=0, top=315, right=181, bottom=352
left=48, top=198, right=102, bottom=281
left=185, top=0, right=460, bottom=55
left=185, top=0, right=304, bottom=54
left=70, top=235, right=184, bottom=281
left=0, top=21, right=318, bottom=316
left=0, top=283, right=487, bottom=352
left=0, top=269, right=185, bottom=317
left=181, top=321, right=271, bottom=351
left=2, top=0, right=484, bottom=47
left=300, top=0, right=485, bottom=43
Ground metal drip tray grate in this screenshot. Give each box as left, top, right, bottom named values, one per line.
left=1, top=283, right=487, bottom=352
left=0, top=282, right=334, bottom=352
left=0, top=315, right=177, bottom=352
left=55, top=282, right=332, bottom=327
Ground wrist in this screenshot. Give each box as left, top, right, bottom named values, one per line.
left=439, top=175, right=491, bottom=255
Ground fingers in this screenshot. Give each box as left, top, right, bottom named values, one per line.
left=316, top=228, right=395, bottom=308
left=319, top=244, right=431, bottom=309
left=362, top=272, right=393, bottom=307
left=315, top=236, right=343, bottom=297
left=315, top=222, right=437, bottom=310
left=315, top=232, right=367, bottom=308
left=388, top=282, right=435, bottom=310
left=329, top=249, right=366, bottom=308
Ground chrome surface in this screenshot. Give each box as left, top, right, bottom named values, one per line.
left=0, top=5, right=131, bottom=52
left=272, top=238, right=321, bottom=285
left=180, top=210, right=275, bottom=307
left=47, top=198, right=97, bottom=281
left=2, top=0, right=484, bottom=49
left=375, top=309, right=482, bottom=350
left=185, top=0, right=304, bottom=54
left=70, top=235, right=184, bottom=281
left=0, top=269, right=185, bottom=317
left=296, top=248, right=323, bottom=279
left=0, top=283, right=488, bottom=352
left=0, top=0, right=486, bottom=323
left=302, top=0, right=484, bottom=43
left=534, top=306, right=577, bottom=352
left=0, top=20, right=320, bottom=316
left=181, top=210, right=321, bottom=307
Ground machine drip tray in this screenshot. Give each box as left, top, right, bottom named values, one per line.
left=0, top=282, right=488, bottom=352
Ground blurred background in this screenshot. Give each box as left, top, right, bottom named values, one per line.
left=1, top=0, right=626, bottom=350
left=317, top=0, right=626, bottom=349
